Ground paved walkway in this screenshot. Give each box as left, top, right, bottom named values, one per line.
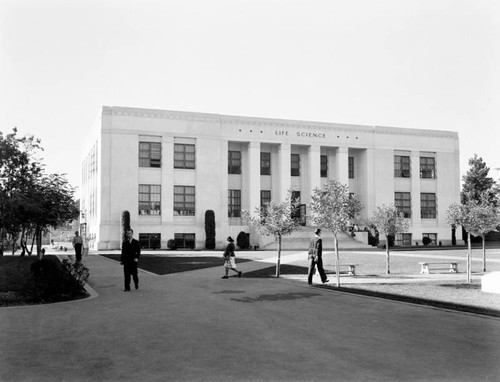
left=1, top=252, right=500, bottom=381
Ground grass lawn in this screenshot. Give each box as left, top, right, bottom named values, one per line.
left=101, top=254, right=252, bottom=275
left=0, top=255, right=89, bottom=307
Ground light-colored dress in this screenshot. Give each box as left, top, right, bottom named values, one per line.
left=223, top=242, right=237, bottom=269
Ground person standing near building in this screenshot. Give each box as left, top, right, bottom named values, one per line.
left=307, top=228, right=329, bottom=285
left=72, top=231, right=83, bottom=263
left=222, top=236, right=242, bottom=279
left=121, top=229, right=141, bottom=291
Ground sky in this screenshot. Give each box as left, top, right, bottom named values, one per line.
left=1, top=0, right=499, bottom=196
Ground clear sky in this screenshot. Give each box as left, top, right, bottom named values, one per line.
left=1, top=0, right=499, bottom=196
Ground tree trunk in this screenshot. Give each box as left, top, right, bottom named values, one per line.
left=275, top=234, right=281, bottom=278
left=334, top=235, right=340, bottom=287
left=482, top=235, right=486, bottom=272
left=385, top=234, right=391, bottom=274
left=467, top=232, right=472, bottom=283
left=36, top=227, right=43, bottom=259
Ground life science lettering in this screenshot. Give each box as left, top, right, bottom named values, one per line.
left=275, top=130, right=326, bottom=139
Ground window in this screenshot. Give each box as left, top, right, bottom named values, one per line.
left=174, top=144, right=195, bottom=169
left=228, top=151, right=242, bottom=174
left=320, top=155, right=328, bottom=178
left=261, top=152, right=271, bottom=175
left=421, top=193, right=437, bottom=219
left=348, top=156, right=354, bottom=179
left=139, top=142, right=161, bottom=168
left=395, top=233, right=412, bottom=246
left=228, top=189, right=241, bottom=217
left=174, top=186, right=195, bottom=216
left=422, top=233, right=437, bottom=246
left=394, top=155, right=411, bottom=178
left=420, top=157, right=436, bottom=179
left=174, top=233, right=195, bottom=249
left=138, top=185, right=161, bottom=215
left=139, top=233, right=161, bottom=249
left=395, top=192, right=412, bottom=218
left=291, top=154, right=300, bottom=176
left=261, top=190, right=271, bottom=208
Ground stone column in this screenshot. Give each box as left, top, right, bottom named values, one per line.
left=220, top=140, right=229, bottom=229
left=307, top=145, right=321, bottom=202
left=247, top=142, right=261, bottom=215
left=411, top=150, right=421, bottom=228
left=162, top=136, right=174, bottom=224
left=337, top=146, right=349, bottom=187
left=278, top=143, right=291, bottom=200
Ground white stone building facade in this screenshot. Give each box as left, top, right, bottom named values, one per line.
left=81, top=106, right=460, bottom=250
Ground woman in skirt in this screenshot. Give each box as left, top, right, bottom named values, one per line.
left=222, top=236, right=242, bottom=279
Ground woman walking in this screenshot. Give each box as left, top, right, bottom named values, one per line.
left=222, top=236, right=242, bottom=279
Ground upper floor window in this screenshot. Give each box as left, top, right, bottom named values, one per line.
left=139, top=142, right=161, bottom=168
left=139, top=185, right=161, bottom=215
left=261, top=152, right=271, bottom=175
left=174, top=186, right=195, bottom=216
left=320, top=155, right=328, bottom=178
left=228, top=189, right=241, bottom=217
left=261, top=190, right=271, bottom=208
left=420, top=157, right=436, bottom=179
left=348, top=156, right=354, bottom=179
left=421, top=193, right=436, bottom=219
left=291, top=154, right=300, bottom=176
left=228, top=151, right=242, bottom=174
left=394, top=155, right=411, bottom=178
left=174, top=144, right=195, bottom=169
left=395, top=192, right=411, bottom=218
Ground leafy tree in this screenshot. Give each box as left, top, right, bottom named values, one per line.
left=365, top=204, right=409, bottom=275
left=121, top=210, right=131, bottom=247
left=462, top=154, right=497, bottom=205
left=204, top=210, right=216, bottom=249
left=309, top=179, right=363, bottom=286
left=1, top=128, right=79, bottom=257
left=243, top=190, right=301, bottom=277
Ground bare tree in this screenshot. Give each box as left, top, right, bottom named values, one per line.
left=309, top=179, right=363, bottom=286
left=243, top=190, right=301, bottom=277
left=366, top=204, right=409, bottom=275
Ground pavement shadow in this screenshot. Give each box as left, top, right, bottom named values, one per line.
left=230, top=292, right=321, bottom=303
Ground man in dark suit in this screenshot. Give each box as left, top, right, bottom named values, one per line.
left=121, top=229, right=141, bottom=291
left=307, top=228, right=329, bottom=285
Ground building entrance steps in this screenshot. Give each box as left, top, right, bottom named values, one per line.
left=261, top=227, right=373, bottom=251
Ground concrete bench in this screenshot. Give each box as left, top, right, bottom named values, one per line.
left=419, top=262, right=458, bottom=274
left=323, top=264, right=357, bottom=276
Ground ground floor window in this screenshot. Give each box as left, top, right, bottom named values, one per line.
left=139, top=233, right=161, bottom=249
left=175, top=233, right=196, bottom=249
left=422, top=233, right=437, bottom=246
left=395, top=233, right=412, bottom=246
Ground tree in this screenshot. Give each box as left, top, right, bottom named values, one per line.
left=365, top=204, right=409, bottom=275
left=1, top=128, right=79, bottom=257
left=121, top=210, right=131, bottom=247
left=309, top=179, right=363, bottom=286
left=204, top=210, right=216, bottom=249
left=462, top=154, right=497, bottom=206
left=243, top=190, right=301, bottom=277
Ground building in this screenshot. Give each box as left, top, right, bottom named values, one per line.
left=81, top=106, right=460, bottom=250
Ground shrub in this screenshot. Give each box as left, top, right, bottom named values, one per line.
left=236, top=231, right=250, bottom=249
left=121, top=210, right=131, bottom=244
left=205, top=210, right=216, bottom=249
left=422, top=236, right=432, bottom=246
left=167, top=239, right=177, bottom=250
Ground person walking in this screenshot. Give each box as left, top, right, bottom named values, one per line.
left=307, top=228, right=329, bottom=285
left=222, top=236, right=242, bottom=279
left=121, top=229, right=141, bottom=291
left=72, top=231, right=83, bottom=263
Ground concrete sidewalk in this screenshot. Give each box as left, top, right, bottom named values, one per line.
left=1, top=252, right=500, bottom=381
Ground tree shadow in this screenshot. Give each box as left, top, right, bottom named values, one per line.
left=231, top=292, right=320, bottom=303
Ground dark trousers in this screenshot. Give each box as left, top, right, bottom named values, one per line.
left=123, top=263, right=139, bottom=290
left=308, top=257, right=328, bottom=284
left=74, top=243, right=83, bottom=262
